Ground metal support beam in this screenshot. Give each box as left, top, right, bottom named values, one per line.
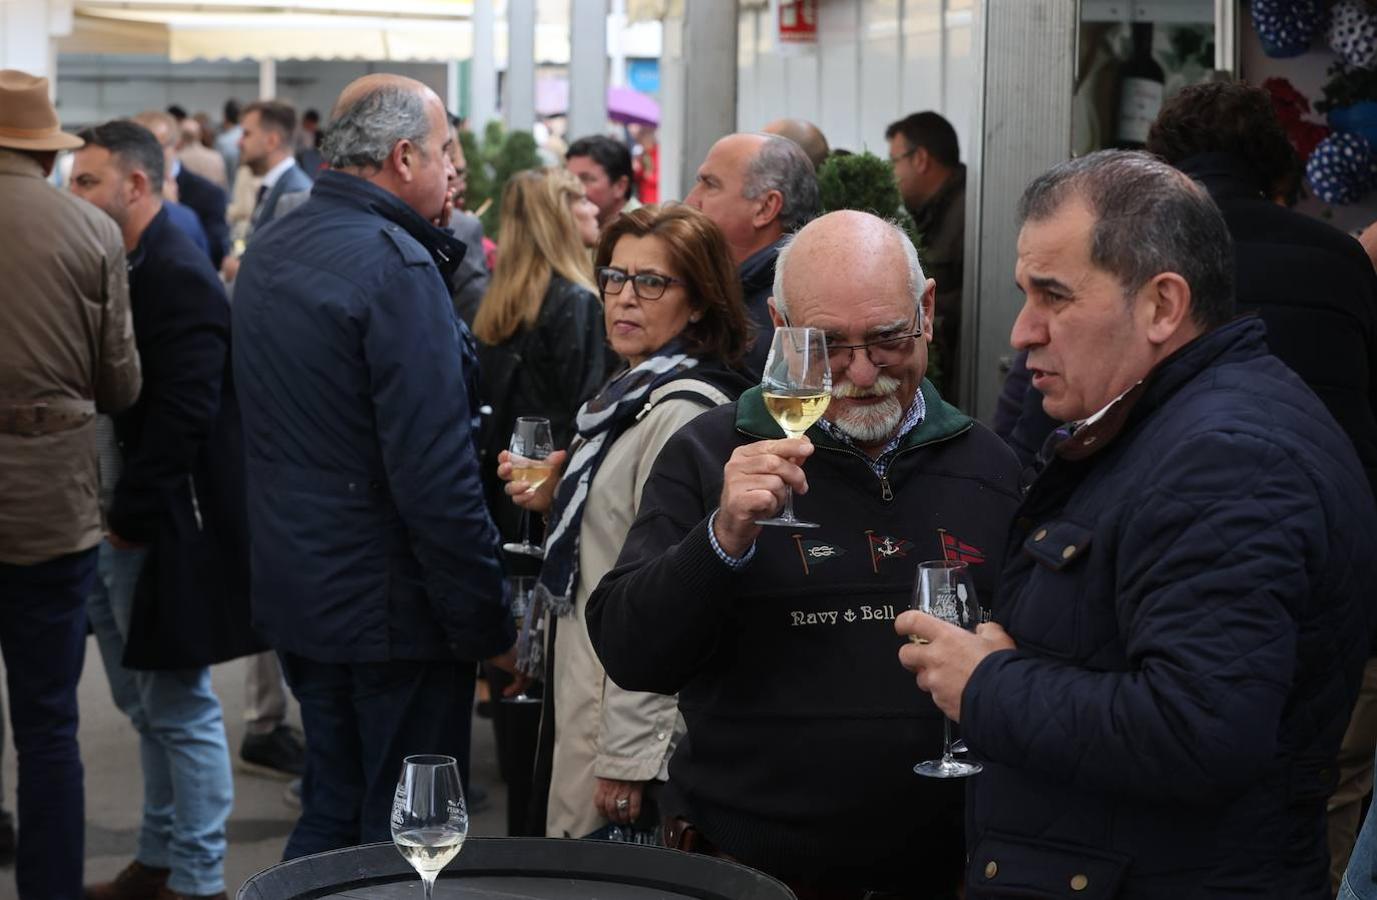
left=471, top=0, right=497, bottom=130
left=962, top=0, right=1076, bottom=419
left=506, top=0, right=536, bottom=133
left=258, top=58, right=277, bottom=100
left=661, top=1, right=737, bottom=202
left=568, top=0, right=608, bottom=140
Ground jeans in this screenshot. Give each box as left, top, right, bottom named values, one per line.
left=1343, top=779, right=1377, bottom=900
left=87, top=542, right=232, bottom=895
left=0, top=547, right=94, bottom=900
left=279, top=653, right=476, bottom=860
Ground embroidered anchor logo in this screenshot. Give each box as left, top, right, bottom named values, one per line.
left=864, top=530, right=913, bottom=573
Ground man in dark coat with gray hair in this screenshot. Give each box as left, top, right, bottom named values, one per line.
left=685, top=132, right=819, bottom=379
left=899, top=151, right=1377, bottom=899
left=234, top=73, right=519, bottom=859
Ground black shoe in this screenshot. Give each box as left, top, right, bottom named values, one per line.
left=238, top=725, right=304, bottom=780
left=0, top=807, right=14, bottom=867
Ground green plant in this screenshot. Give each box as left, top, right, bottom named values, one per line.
left=816, top=151, right=922, bottom=250
left=1316, top=61, right=1377, bottom=114
left=459, top=121, right=543, bottom=236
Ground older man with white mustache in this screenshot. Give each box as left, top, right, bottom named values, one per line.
left=586, top=209, right=1022, bottom=898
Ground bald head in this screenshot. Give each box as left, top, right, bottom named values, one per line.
left=775, top=210, right=924, bottom=322
left=685, top=131, right=820, bottom=265
left=763, top=118, right=830, bottom=170
left=332, top=73, right=432, bottom=120
left=321, top=72, right=454, bottom=221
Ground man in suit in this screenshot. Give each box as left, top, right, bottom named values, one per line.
left=70, top=118, right=251, bottom=900
left=219, top=100, right=312, bottom=287
left=134, top=110, right=230, bottom=268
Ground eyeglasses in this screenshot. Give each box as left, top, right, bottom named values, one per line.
left=597, top=267, right=685, bottom=301
left=887, top=147, right=917, bottom=167
left=811, top=311, right=925, bottom=370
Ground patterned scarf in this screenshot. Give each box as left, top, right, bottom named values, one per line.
left=535, top=342, right=699, bottom=617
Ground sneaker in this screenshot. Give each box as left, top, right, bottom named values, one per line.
left=154, top=889, right=227, bottom=900
left=238, top=725, right=304, bottom=779
left=283, top=778, right=301, bottom=811
left=85, top=860, right=170, bottom=900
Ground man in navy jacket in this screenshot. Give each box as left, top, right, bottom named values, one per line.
left=899, top=151, right=1377, bottom=899
left=233, top=73, right=516, bottom=859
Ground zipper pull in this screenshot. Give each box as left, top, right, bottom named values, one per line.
left=880, top=475, right=893, bottom=502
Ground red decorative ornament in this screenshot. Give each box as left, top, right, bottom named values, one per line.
left=1264, top=76, right=1332, bottom=160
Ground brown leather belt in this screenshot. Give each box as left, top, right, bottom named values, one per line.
left=0, top=399, right=95, bottom=437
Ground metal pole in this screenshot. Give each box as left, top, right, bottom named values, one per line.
left=568, top=0, right=608, bottom=140
left=506, top=0, right=536, bottom=133
left=472, top=0, right=497, bottom=129
left=258, top=58, right=277, bottom=100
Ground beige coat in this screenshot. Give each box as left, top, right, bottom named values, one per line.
left=0, top=150, right=141, bottom=565
left=546, top=380, right=728, bottom=838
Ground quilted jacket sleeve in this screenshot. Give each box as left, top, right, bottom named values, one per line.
left=964, top=430, right=1310, bottom=805
left=363, top=262, right=511, bottom=661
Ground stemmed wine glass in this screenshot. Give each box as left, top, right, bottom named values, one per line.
left=911, top=560, right=983, bottom=778
left=392, top=754, right=469, bottom=899
left=502, top=575, right=545, bottom=706
left=756, top=327, right=831, bottom=528
left=502, top=416, right=554, bottom=558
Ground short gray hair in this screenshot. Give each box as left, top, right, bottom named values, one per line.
left=743, top=133, right=821, bottom=233
left=1018, top=150, right=1235, bottom=328
left=322, top=85, right=432, bottom=170
left=772, top=217, right=925, bottom=326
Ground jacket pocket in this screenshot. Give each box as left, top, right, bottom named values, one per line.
left=967, top=831, right=1130, bottom=898
left=1022, top=519, right=1093, bottom=571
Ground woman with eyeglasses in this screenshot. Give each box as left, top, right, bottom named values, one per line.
left=498, top=204, right=752, bottom=841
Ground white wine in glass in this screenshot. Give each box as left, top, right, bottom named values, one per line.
left=392, top=754, right=469, bottom=899
left=911, top=561, right=983, bottom=779
left=502, top=416, right=555, bottom=558
left=757, top=327, right=832, bottom=528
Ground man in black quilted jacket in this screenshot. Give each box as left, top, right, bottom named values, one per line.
left=899, top=150, right=1377, bottom=899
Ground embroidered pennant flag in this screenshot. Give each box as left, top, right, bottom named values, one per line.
left=939, top=529, right=987, bottom=565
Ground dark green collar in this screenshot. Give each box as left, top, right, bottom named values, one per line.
left=735, top=379, right=972, bottom=452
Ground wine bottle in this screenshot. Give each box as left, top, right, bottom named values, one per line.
left=1115, top=22, right=1165, bottom=149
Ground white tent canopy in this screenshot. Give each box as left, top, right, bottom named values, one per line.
left=61, top=0, right=475, bottom=62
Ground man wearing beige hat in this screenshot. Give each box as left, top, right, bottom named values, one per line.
left=0, top=69, right=142, bottom=900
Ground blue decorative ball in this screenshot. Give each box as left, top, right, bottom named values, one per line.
left=1252, top=0, right=1326, bottom=58
left=1306, top=132, right=1377, bottom=204
left=1328, top=0, right=1377, bottom=69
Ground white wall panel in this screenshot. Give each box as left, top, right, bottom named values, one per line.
left=900, top=0, right=943, bottom=125
left=783, top=51, right=820, bottom=125
left=942, top=0, right=976, bottom=161
left=859, top=0, right=901, bottom=154
left=816, top=2, right=859, bottom=151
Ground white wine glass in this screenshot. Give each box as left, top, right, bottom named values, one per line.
left=911, top=560, right=983, bottom=778
left=502, top=575, right=544, bottom=706
left=392, top=754, right=469, bottom=900
left=757, top=327, right=832, bottom=529
left=502, top=416, right=555, bottom=558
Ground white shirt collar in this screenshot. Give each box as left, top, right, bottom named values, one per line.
left=261, top=156, right=296, bottom=190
